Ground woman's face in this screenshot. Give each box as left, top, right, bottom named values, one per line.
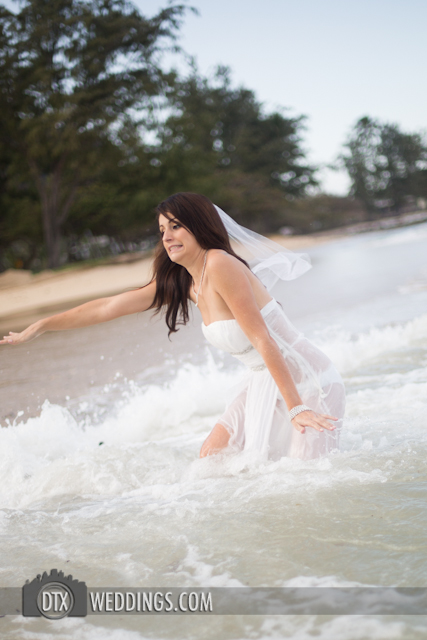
left=158, top=213, right=201, bottom=264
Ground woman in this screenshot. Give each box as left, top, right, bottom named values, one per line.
left=1, top=192, right=345, bottom=460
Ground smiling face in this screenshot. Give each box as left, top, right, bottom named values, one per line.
left=158, top=213, right=201, bottom=264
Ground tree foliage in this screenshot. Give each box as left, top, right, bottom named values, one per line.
left=5, top=2, right=415, bottom=273
left=341, top=116, right=427, bottom=217
left=0, top=0, right=188, bottom=267
left=143, top=66, right=318, bottom=232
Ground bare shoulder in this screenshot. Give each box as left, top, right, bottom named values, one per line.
left=206, top=250, right=253, bottom=302
left=207, top=249, right=247, bottom=275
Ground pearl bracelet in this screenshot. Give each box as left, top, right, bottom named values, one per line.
left=289, top=404, right=311, bottom=421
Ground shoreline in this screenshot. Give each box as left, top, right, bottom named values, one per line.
left=1, top=208, right=426, bottom=333
left=0, top=258, right=154, bottom=333
left=0, top=233, right=345, bottom=333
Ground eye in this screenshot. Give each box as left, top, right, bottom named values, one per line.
left=172, top=223, right=181, bottom=230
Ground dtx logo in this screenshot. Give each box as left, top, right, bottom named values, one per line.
left=22, top=569, right=87, bottom=619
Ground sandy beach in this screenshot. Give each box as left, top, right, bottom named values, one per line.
left=2, top=208, right=426, bottom=333
left=0, top=232, right=343, bottom=333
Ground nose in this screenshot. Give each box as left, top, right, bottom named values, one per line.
left=162, top=227, right=173, bottom=242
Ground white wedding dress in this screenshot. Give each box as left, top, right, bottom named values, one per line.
left=202, top=298, right=345, bottom=460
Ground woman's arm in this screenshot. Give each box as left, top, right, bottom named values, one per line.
left=208, top=253, right=336, bottom=434
left=1, top=280, right=156, bottom=346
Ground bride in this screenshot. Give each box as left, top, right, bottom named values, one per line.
left=1, top=192, right=345, bottom=460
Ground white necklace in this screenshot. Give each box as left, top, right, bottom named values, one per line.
left=192, top=250, right=208, bottom=308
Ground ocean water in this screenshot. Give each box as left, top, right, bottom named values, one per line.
left=1, top=223, right=427, bottom=638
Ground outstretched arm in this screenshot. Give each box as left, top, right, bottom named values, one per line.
left=1, top=280, right=156, bottom=346
left=208, top=253, right=337, bottom=435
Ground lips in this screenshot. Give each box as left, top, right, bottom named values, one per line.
left=169, top=244, right=183, bottom=254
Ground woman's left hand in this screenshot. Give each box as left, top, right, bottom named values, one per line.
left=291, top=410, right=337, bottom=434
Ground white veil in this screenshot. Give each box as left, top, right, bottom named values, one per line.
left=214, top=205, right=312, bottom=292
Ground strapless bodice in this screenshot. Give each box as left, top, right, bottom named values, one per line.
left=201, top=298, right=277, bottom=371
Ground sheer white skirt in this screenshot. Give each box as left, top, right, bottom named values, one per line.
left=202, top=299, right=345, bottom=460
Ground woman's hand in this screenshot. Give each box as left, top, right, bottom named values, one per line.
left=291, top=410, right=338, bottom=434
left=1, top=323, right=44, bottom=346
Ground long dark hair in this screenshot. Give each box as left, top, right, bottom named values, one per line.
left=148, top=192, right=249, bottom=336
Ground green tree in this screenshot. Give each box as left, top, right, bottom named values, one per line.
left=144, top=66, right=317, bottom=231
left=341, top=116, right=427, bottom=217
left=0, top=0, right=189, bottom=267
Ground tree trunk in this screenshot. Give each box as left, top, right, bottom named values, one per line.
left=41, top=201, right=62, bottom=269
left=29, top=160, right=78, bottom=269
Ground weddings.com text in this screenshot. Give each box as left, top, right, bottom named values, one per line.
left=89, top=590, right=213, bottom=614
